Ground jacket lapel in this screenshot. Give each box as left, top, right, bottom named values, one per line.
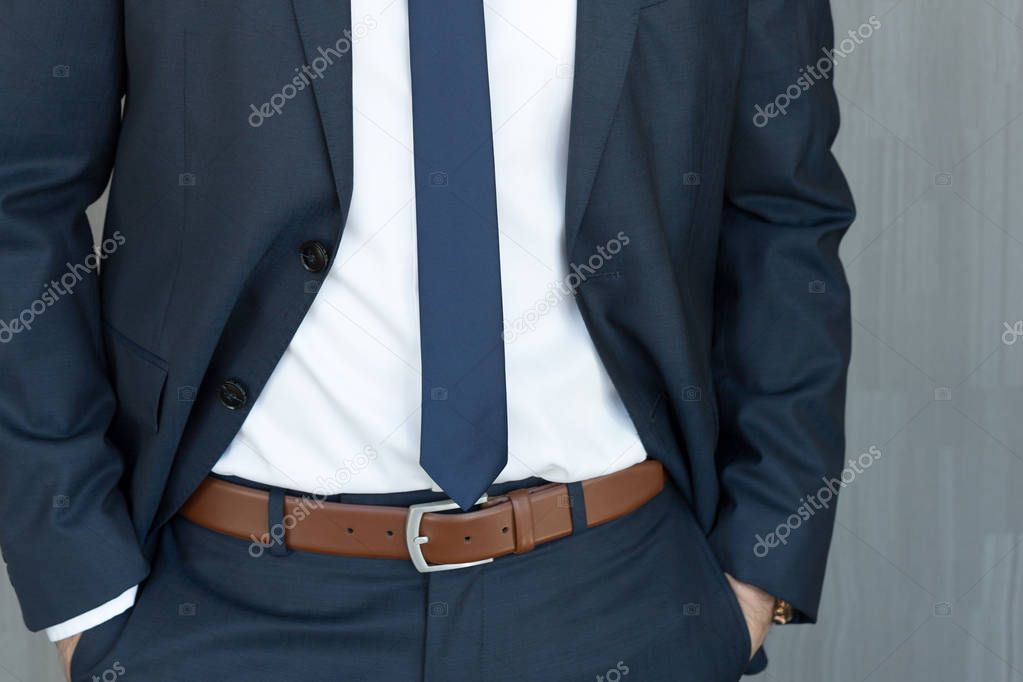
left=290, top=0, right=355, bottom=218
left=290, top=0, right=641, bottom=254
left=564, top=0, right=643, bottom=255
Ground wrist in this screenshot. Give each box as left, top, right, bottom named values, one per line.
left=55, top=632, right=81, bottom=677
left=727, top=574, right=775, bottom=623
left=55, top=632, right=80, bottom=651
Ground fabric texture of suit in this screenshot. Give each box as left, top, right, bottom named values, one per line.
left=0, top=0, right=854, bottom=638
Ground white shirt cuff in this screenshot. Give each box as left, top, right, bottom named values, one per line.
left=44, top=585, right=138, bottom=642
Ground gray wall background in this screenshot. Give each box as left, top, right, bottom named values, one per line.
left=2, top=0, right=1022, bottom=679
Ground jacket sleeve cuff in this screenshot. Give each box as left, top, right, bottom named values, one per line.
left=44, top=585, right=138, bottom=642
left=708, top=497, right=838, bottom=623
left=3, top=485, right=151, bottom=632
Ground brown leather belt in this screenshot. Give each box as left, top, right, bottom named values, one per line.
left=180, top=460, right=665, bottom=572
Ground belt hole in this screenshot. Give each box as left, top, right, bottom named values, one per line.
left=464, top=536, right=472, bottom=543
left=386, top=530, right=394, bottom=537
left=501, top=526, right=509, bottom=534
left=346, top=527, right=354, bottom=534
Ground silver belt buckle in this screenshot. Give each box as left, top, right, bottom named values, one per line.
left=405, top=495, right=494, bottom=573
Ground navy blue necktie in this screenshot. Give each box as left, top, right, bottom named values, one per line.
left=408, top=0, right=508, bottom=510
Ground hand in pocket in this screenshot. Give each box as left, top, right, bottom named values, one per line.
left=725, top=573, right=775, bottom=659
left=56, top=633, right=81, bottom=681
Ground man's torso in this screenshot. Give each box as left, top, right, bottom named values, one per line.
left=213, top=0, right=646, bottom=494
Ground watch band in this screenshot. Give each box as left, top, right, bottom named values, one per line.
left=772, top=598, right=794, bottom=624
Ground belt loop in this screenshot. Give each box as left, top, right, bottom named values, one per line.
left=267, top=488, right=290, bottom=557
left=507, top=489, right=536, bottom=554
left=567, top=481, right=588, bottom=535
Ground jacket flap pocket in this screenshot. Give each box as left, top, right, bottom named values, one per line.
left=105, top=324, right=168, bottom=433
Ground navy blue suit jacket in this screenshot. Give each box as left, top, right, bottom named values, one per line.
left=0, top=0, right=854, bottom=632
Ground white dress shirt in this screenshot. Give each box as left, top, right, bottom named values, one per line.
left=48, top=0, right=645, bottom=641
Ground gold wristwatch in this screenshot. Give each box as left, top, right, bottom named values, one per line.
left=772, top=598, right=793, bottom=624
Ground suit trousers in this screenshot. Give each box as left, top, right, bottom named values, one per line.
left=70, top=476, right=754, bottom=682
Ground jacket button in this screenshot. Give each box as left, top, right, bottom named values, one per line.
left=219, top=380, right=248, bottom=410
left=299, top=241, right=329, bottom=273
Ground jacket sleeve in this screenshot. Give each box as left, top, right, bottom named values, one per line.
left=0, top=0, right=150, bottom=631
left=708, top=0, right=856, bottom=622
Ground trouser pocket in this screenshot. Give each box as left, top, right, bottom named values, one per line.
left=71, top=516, right=428, bottom=681
left=70, top=610, right=132, bottom=681
left=481, top=482, right=753, bottom=682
